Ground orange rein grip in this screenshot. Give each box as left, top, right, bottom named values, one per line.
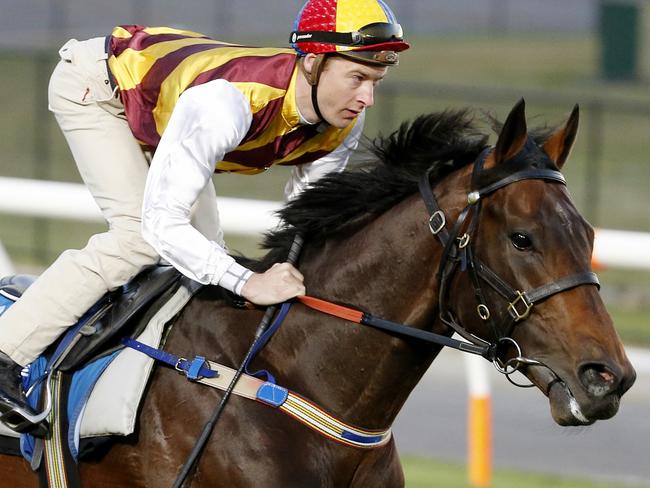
left=296, top=296, right=365, bottom=323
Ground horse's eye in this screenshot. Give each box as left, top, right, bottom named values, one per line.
left=510, top=232, right=532, bottom=250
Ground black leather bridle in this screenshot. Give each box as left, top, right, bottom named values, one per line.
left=418, top=145, right=600, bottom=385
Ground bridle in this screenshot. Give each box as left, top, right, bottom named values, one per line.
left=418, top=143, right=600, bottom=386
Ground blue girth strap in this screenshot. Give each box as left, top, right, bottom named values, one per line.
left=122, top=338, right=219, bottom=381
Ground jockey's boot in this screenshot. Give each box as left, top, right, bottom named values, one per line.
left=0, top=351, right=49, bottom=437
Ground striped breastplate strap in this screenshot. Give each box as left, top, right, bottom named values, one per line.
left=196, top=359, right=392, bottom=448
left=125, top=338, right=391, bottom=449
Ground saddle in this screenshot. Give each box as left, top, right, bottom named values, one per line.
left=0, top=266, right=181, bottom=371
left=0, top=265, right=195, bottom=481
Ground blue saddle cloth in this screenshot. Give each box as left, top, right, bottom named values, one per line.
left=17, top=299, right=122, bottom=463
left=0, top=266, right=183, bottom=464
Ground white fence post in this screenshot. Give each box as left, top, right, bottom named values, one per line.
left=0, top=241, right=15, bottom=276
left=465, top=354, right=492, bottom=487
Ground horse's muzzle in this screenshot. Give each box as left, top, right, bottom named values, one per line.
left=547, top=360, right=636, bottom=426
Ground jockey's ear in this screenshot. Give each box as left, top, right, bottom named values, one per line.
left=494, top=98, right=528, bottom=165
left=542, top=104, right=579, bottom=169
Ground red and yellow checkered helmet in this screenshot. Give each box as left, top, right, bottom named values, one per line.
left=290, top=0, right=409, bottom=66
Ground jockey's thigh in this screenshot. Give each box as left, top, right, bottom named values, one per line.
left=48, top=37, right=152, bottom=226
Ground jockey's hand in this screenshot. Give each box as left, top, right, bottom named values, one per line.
left=241, top=262, right=305, bottom=305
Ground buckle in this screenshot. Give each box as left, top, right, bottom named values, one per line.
left=507, top=291, right=532, bottom=321
left=174, top=357, right=187, bottom=374
left=477, top=304, right=490, bottom=321
left=428, top=211, right=445, bottom=235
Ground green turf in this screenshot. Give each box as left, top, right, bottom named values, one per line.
left=401, top=456, right=648, bottom=488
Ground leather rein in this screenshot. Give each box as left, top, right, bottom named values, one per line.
left=299, top=146, right=600, bottom=387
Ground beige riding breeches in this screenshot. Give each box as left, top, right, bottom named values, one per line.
left=0, top=37, right=223, bottom=365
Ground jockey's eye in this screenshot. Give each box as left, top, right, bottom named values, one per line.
left=510, top=232, right=532, bottom=250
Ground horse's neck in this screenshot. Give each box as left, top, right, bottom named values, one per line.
left=285, top=177, right=468, bottom=428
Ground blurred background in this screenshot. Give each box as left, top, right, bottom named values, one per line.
left=0, top=1, right=648, bottom=486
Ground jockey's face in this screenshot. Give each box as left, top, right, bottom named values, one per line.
left=311, top=55, right=388, bottom=128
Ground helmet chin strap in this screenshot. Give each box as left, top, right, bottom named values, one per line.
left=300, top=54, right=329, bottom=125
left=311, top=84, right=325, bottom=123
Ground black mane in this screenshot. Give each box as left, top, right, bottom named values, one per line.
left=248, top=109, right=490, bottom=270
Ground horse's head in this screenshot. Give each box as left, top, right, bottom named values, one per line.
left=446, top=100, right=636, bottom=426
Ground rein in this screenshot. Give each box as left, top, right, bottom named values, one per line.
left=296, top=295, right=490, bottom=356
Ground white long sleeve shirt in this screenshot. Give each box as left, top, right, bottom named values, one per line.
left=142, top=79, right=364, bottom=294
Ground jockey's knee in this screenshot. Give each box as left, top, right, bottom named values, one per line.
left=116, top=230, right=160, bottom=263
left=83, top=228, right=161, bottom=284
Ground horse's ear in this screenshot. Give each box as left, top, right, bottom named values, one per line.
left=542, top=104, right=579, bottom=169
left=494, top=99, right=528, bottom=165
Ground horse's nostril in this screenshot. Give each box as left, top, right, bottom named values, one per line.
left=598, top=370, right=615, bottom=383
left=579, top=363, right=618, bottom=398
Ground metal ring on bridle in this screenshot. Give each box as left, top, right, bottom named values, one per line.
left=457, top=233, right=470, bottom=249
left=492, top=337, right=523, bottom=375
left=477, top=304, right=490, bottom=321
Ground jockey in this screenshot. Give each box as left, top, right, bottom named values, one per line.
left=0, top=0, right=409, bottom=434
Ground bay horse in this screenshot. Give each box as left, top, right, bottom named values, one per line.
left=1, top=100, right=635, bottom=487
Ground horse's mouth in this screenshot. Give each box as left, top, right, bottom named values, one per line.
left=547, top=380, right=593, bottom=426
left=545, top=375, right=621, bottom=426
left=524, top=364, right=622, bottom=426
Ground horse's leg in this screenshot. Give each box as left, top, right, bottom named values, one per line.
left=0, top=455, right=39, bottom=487
left=349, top=439, right=404, bottom=488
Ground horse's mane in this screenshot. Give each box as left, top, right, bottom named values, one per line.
left=238, top=109, right=492, bottom=270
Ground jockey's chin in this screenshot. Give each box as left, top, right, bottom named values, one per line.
left=319, top=100, right=365, bottom=128
left=327, top=110, right=361, bottom=129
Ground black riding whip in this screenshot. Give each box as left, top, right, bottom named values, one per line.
left=171, top=233, right=304, bottom=488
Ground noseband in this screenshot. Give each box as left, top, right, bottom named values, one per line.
left=418, top=146, right=600, bottom=386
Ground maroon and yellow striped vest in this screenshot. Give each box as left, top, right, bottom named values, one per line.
left=107, top=25, right=358, bottom=174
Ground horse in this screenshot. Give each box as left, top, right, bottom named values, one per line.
left=1, top=100, right=636, bottom=487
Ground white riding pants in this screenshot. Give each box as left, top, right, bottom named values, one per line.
left=0, top=37, right=223, bottom=365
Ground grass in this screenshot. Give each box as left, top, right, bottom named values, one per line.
left=401, top=456, right=648, bottom=488
left=610, top=306, right=650, bottom=347
left=396, top=34, right=650, bottom=100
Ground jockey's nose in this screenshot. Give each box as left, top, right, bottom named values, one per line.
left=359, top=82, right=375, bottom=108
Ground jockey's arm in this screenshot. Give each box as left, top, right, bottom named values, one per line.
left=243, top=112, right=365, bottom=304
left=142, top=80, right=303, bottom=304
left=142, top=80, right=365, bottom=305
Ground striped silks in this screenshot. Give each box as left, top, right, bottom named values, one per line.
left=107, top=25, right=356, bottom=174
